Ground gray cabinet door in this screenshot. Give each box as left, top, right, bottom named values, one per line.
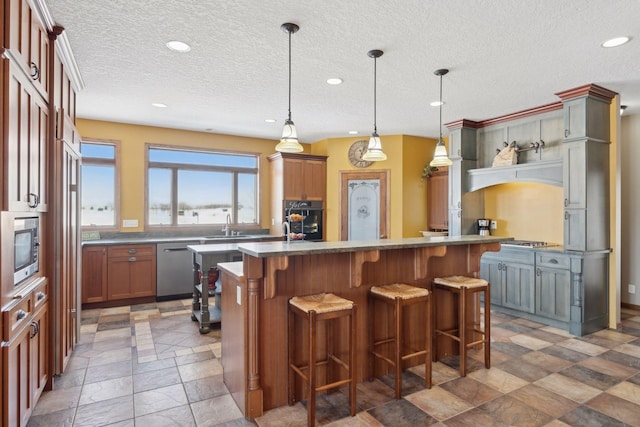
left=480, top=259, right=503, bottom=305
left=563, top=209, right=586, bottom=251
left=563, top=98, right=587, bottom=140
left=502, top=262, right=535, bottom=313
left=536, top=266, right=571, bottom=322
left=563, top=141, right=586, bottom=209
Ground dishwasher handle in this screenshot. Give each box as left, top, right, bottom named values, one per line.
left=163, top=247, right=190, bottom=252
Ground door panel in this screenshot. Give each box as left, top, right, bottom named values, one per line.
left=340, top=170, right=389, bottom=240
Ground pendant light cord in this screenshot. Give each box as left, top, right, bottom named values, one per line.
left=439, top=72, right=443, bottom=141
left=287, top=29, right=292, bottom=122
left=373, top=56, right=377, bottom=134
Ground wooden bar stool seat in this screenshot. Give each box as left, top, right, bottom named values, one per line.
left=433, top=275, right=490, bottom=377
left=288, top=293, right=356, bottom=426
left=369, top=283, right=432, bottom=399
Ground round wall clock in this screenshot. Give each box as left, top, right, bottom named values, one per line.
left=348, top=140, right=373, bottom=168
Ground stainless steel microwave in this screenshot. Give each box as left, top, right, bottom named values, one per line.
left=14, top=216, right=39, bottom=285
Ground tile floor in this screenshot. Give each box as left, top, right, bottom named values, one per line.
left=28, top=300, right=640, bottom=426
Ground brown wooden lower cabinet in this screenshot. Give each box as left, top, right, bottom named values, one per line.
left=82, top=244, right=157, bottom=304
left=1, top=277, right=49, bottom=427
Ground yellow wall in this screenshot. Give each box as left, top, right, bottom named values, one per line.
left=311, top=135, right=436, bottom=241
left=77, top=119, right=286, bottom=232
left=483, top=183, right=564, bottom=244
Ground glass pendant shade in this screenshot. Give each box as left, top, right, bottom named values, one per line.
left=362, top=132, right=387, bottom=161
left=275, top=119, right=303, bottom=153
left=430, top=68, right=451, bottom=166
left=430, top=139, right=452, bottom=166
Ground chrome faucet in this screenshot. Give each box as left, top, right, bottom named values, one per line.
left=222, top=213, right=232, bottom=236
left=283, top=221, right=291, bottom=243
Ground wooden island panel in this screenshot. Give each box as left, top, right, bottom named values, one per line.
left=226, top=237, right=505, bottom=418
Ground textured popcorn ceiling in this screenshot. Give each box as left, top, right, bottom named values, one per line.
left=46, top=0, right=640, bottom=142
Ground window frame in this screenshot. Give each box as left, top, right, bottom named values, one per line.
left=80, top=138, right=121, bottom=231
left=144, top=143, right=261, bottom=229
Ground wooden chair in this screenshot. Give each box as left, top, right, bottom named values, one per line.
left=433, top=275, right=490, bottom=377
left=288, top=293, right=356, bottom=426
left=369, top=283, right=432, bottom=399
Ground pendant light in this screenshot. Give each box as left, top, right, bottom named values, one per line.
left=430, top=68, right=452, bottom=167
left=275, top=22, right=304, bottom=153
left=362, top=49, right=387, bottom=162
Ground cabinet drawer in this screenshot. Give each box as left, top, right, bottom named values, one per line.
left=536, top=253, right=570, bottom=269
left=108, top=245, right=156, bottom=258
left=2, top=295, right=32, bottom=341
left=484, top=248, right=535, bottom=264
left=32, top=278, right=49, bottom=311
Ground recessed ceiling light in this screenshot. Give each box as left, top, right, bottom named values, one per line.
left=348, top=130, right=358, bottom=135
left=166, top=40, right=191, bottom=52
left=601, top=36, right=630, bottom=48
left=430, top=101, right=443, bottom=107
left=327, top=78, right=343, bottom=85
left=151, top=103, right=167, bottom=108
left=265, top=119, right=277, bottom=123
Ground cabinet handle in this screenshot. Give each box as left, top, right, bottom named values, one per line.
left=498, top=263, right=503, bottom=271
left=564, top=211, right=569, bottom=220
left=30, top=62, right=40, bottom=80
left=564, top=129, right=569, bottom=138
left=16, top=309, right=27, bottom=321
left=128, top=248, right=137, bottom=254
left=564, top=198, right=568, bottom=207
left=536, top=268, right=541, bottom=276
left=28, top=192, right=39, bottom=208
left=128, top=257, right=137, bottom=262
left=458, top=211, right=461, bottom=218
left=457, top=201, right=461, bottom=209
left=37, top=291, right=46, bottom=301
left=548, top=259, right=558, bottom=264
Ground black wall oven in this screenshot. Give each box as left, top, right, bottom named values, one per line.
left=284, top=200, right=323, bottom=241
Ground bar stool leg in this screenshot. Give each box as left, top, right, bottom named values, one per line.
left=459, top=288, right=467, bottom=377
left=484, top=286, right=491, bottom=369
left=349, top=305, right=357, bottom=416
left=288, top=306, right=295, bottom=405
left=308, top=310, right=316, bottom=427
left=394, top=297, right=402, bottom=399
left=425, top=292, right=432, bottom=389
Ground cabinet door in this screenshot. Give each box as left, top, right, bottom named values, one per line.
left=282, top=158, right=305, bottom=200
left=428, top=171, right=448, bottom=230
left=5, top=0, right=50, bottom=98
left=502, top=262, right=535, bottom=313
left=302, top=160, right=326, bottom=200
left=563, top=98, right=586, bottom=140
left=480, top=258, right=502, bottom=305
left=536, top=267, right=571, bottom=322
left=4, top=58, right=49, bottom=212
left=107, top=255, right=156, bottom=300
left=563, top=141, right=586, bottom=209
left=563, top=209, right=586, bottom=252
left=82, top=246, right=107, bottom=303
left=2, top=323, right=33, bottom=427
left=31, top=304, right=48, bottom=403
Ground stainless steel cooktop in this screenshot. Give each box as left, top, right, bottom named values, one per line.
left=501, top=240, right=550, bottom=248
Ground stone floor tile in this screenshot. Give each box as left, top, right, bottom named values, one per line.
left=578, top=355, right=639, bottom=379
left=191, top=394, right=244, bottom=426
left=556, top=338, right=608, bottom=356
left=133, top=404, right=196, bottom=427
left=134, top=383, right=188, bottom=417
left=79, top=376, right=133, bottom=406
left=519, top=350, right=573, bottom=372
left=508, top=384, right=578, bottom=419
left=31, top=386, right=82, bottom=416
left=84, top=359, right=132, bottom=384
left=368, top=399, right=439, bottom=426
left=73, top=395, right=134, bottom=427
left=133, top=366, right=182, bottom=393
left=607, top=381, right=640, bottom=405
left=444, top=407, right=510, bottom=427
left=439, top=376, right=502, bottom=406
left=255, top=402, right=308, bottom=426
left=509, top=334, right=553, bottom=350
left=586, top=392, right=640, bottom=426
left=468, top=367, right=529, bottom=394
left=534, top=373, right=602, bottom=403
left=178, top=357, right=223, bottom=382
left=497, top=357, right=552, bottom=382
left=558, top=364, right=623, bottom=390
left=559, top=405, right=626, bottom=427
left=478, top=394, right=553, bottom=427
left=404, top=386, right=473, bottom=421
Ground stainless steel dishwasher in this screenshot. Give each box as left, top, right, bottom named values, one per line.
left=156, top=241, right=200, bottom=300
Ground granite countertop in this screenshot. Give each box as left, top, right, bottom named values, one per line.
left=236, top=235, right=512, bottom=258
left=82, top=234, right=281, bottom=246
left=217, top=261, right=244, bottom=278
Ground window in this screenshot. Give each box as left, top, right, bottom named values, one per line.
left=147, top=146, right=259, bottom=227
left=81, top=140, right=119, bottom=228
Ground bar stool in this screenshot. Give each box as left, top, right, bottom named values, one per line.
left=433, top=275, right=490, bottom=377
left=288, top=293, right=356, bottom=426
left=369, top=283, right=432, bottom=399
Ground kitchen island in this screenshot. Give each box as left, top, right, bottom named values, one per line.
left=220, top=235, right=510, bottom=418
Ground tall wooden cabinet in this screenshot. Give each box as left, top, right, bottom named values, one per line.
left=268, top=152, right=327, bottom=237
left=427, top=168, right=448, bottom=230
left=2, top=1, right=83, bottom=425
